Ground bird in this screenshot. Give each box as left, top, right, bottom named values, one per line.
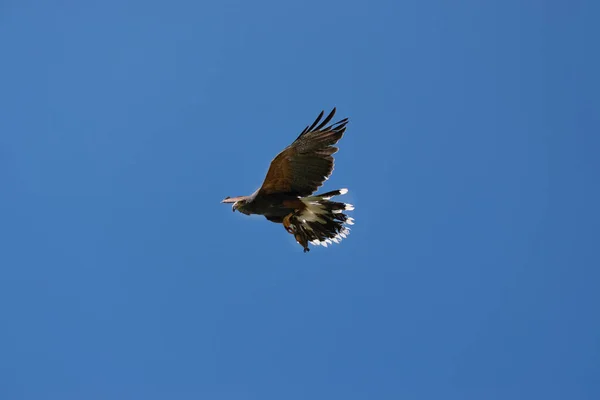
left=221, top=108, right=355, bottom=253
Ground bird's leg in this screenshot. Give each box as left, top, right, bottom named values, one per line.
left=294, top=233, right=310, bottom=253
left=284, top=211, right=310, bottom=253
left=283, top=213, right=295, bottom=234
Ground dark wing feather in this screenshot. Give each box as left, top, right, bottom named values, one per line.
left=258, top=108, right=348, bottom=197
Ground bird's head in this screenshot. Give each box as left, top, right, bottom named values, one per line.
left=221, top=196, right=250, bottom=214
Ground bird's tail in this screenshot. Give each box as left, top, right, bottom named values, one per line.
left=286, top=188, right=355, bottom=250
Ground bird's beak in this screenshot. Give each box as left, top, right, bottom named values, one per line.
left=221, top=196, right=241, bottom=212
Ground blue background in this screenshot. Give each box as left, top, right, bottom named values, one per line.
left=1, top=1, right=598, bottom=399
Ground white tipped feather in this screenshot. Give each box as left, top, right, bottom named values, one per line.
left=295, top=194, right=355, bottom=250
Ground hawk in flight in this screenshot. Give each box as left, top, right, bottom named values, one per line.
left=222, top=108, right=354, bottom=253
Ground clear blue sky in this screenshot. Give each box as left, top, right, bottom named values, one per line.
left=1, top=1, right=598, bottom=399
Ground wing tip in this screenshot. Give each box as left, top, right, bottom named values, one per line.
left=300, top=108, right=348, bottom=136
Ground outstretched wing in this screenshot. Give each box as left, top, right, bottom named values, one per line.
left=258, top=108, right=348, bottom=197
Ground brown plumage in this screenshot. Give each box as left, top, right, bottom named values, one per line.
left=222, top=108, right=354, bottom=252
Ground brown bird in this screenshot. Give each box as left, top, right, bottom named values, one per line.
left=222, top=108, right=354, bottom=252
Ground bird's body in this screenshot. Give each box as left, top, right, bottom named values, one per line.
left=222, top=108, right=354, bottom=252
left=230, top=191, right=298, bottom=219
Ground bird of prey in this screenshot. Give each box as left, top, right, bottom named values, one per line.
left=222, top=108, right=355, bottom=253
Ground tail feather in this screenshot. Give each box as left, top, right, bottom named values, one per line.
left=287, top=188, right=354, bottom=250
left=311, top=188, right=348, bottom=199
